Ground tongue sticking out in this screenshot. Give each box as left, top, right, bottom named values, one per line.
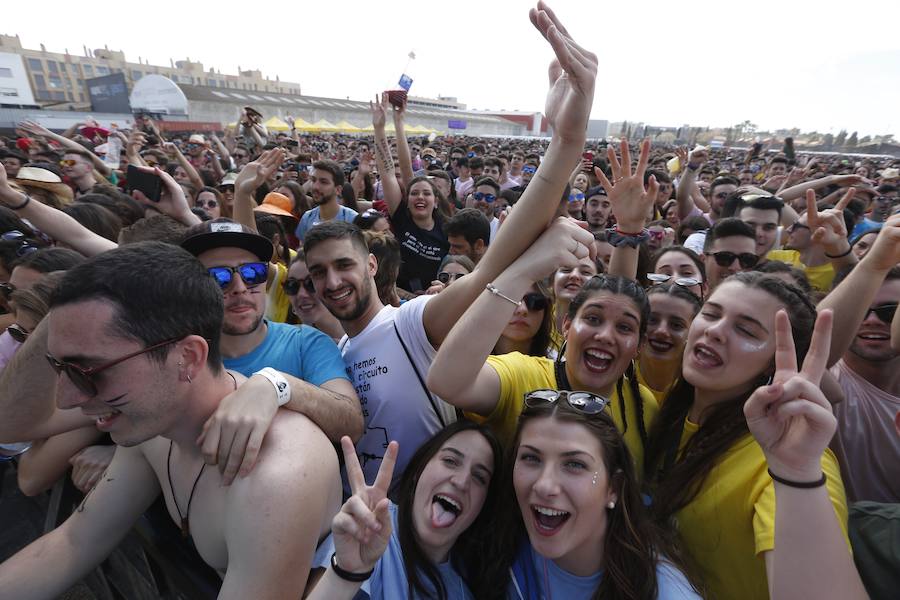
left=431, top=500, right=459, bottom=528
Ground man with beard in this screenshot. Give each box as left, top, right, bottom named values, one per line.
left=819, top=216, right=900, bottom=503
left=294, top=160, right=358, bottom=242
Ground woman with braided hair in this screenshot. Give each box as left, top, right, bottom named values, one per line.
left=643, top=271, right=864, bottom=600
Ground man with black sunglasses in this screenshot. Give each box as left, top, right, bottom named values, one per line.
left=701, top=218, right=759, bottom=291
left=0, top=242, right=341, bottom=598
left=817, top=216, right=900, bottom=503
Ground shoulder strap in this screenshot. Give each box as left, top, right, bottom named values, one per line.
left=392, top=320, right=447, bottom=428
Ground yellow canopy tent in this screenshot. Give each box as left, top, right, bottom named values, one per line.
left=361, top=123, right=395, bottom=133
left=334, top=120, right=363, bottom=134
left=263, top=116, right=291, bottom=131
left=406, top=124, right=430, bottom=134
left=292, top=117, right=317, bottom=132
left=310, top=119, right=340, bottom=132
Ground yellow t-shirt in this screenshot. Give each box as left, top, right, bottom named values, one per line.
left=634, top=360, right=674, bottom=405
left=265, top=262, right=291, bottom=324
left=674, top=419, right=849, bottom=600
left=765, top=249, right=836, bottom=292
left=476, top=352, right=658, bottom=470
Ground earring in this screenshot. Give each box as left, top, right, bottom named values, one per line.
left=186, top=373, right=193, bottom=384
left=607, top=501, right=616, bottom=509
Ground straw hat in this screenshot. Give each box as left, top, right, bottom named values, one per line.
left=14, top=165, right=74, bottom=204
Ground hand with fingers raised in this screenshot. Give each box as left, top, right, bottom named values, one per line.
left=332, top=437, right=399, bottom=575
left=235, top=148, right=285, bottom=197
left=744, top=309, right=836, bottom=483
left=528, top=1, right=598, bottom=143
left=595, top=138, right=658, bottom=233
left=805, top=188, right=853, bottom=258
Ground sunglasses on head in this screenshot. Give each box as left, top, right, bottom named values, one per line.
left=207, top=262, right=268, bottom=290
left=437, top=271, right=466, bottom=285
left=523, top=389, right=610, bottom=415
left=646, top=273, right=701, bottom=288
left=360, top=208, right=383, bottom=221
left=473, top=192, right=496, bottom=203
left=521, top=292, right=549, bottom=312
left=865, top=303, right=898, bottom=324
left=708, top=251, right=759, bottom=269
left=7, top=323, right=28, bottom=343
left=568, top=192, right=585, bottom=203
left=46, top=338, right=180, bottom=397
left=282, top=276, right=315, bottom=296
left=787, top=222, right=811, bottom=234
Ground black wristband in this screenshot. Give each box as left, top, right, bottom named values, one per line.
left=824, top=246, right=853, bottom=259
left=330, top=553, right=374, bottom=582
left=768, top=468, right=827, bottom=489
left=6, top=192, right=30, bottom=211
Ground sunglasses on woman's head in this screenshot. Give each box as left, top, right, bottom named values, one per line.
left=282, top=276, right=315, bottom=296
left=707, top=251, right=759, bottom=269
left=523, top=389, right=610, bottom=415
left=6, top=323, right=28, bottom=343
left=46, top=338, right=180, bottom=397
left=522, top=293, right=549, bottom=312
left=207, top=262, right=268, bottom=290
left=568, top=192, right=585, bottom=203
left=437, top=271, right=466, bottom=285
left=646, top=273, right=701, bottom=288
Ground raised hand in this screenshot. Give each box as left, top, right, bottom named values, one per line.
left=513, top=216, right=595, bottom=282
left=674, top=146, right=689, bottom=173
left=744, top=309, right=836, bottom=482
left=0, top=164, right=25, bottom=206
left=332, top=437, right=398, bottom=573
left=370, top=93, right=388, bottom=130
left=130, top=166, right=196, bottom=224
left=18, top=120, right=52, bottom=138
left=235, top=148, right=286, bottom=196
left=595, top=138, right=658, bottom=231
left=806, top=188, right=852, bottom=255
left=859, top=211, right=900, bottom=272
left=687, top=146, right=708, bottom=168
left=529, top=2, right=598, bottom=142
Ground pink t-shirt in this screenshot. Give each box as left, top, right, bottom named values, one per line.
left=829, top=360, right=900, bottom=503
left=0, top=330, right=21, bottom=372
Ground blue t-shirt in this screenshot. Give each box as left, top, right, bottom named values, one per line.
left=223, top=321, right=349, bottom=386
left=314, top=503, right=474, bottom=600
left=508, top=544, right=699, bottom=600
left=295, top=204, right=359, bottom=241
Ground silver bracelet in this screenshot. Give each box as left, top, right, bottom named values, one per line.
left=486, top=283, right=519, bottom=307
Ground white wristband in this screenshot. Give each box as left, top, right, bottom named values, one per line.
left=254, top=368, right=291, bottom=407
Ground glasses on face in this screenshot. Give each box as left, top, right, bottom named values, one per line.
left=6, top=323, right=29, bottom=343
left=473, top=192, right=496, bottom=203
left=437, top=271, right=466, bottom=285
left=864, top=303, right=898, bottom=324
left=282, top=276, right=315, bottom=296
left=59, top=159, right=77, bottom=167
left=523, top=389, right=610, bottom=415
left=233, top=153, right=247, bottom=159
left=522, top=166, right=537, bottom=174
left=207, top=262, right=268, bottom=290
left=196, top=199, right=218, bottom=209
left=708, top=251, right=759, bottom=269
left=646, top=273, right=701, bottom=287
left=568, top=192, right=585, bottom=203
left=787, top=222, right=810, bottom=234
left=46, top=338, right=181, bottom=397
left=521, top=292, right=549, bottom=312
left=0, top=282, right=14, bottom=301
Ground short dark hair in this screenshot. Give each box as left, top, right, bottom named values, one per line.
left=703, top=217, right=756, bottom=252
left=49, top=241, right=223, bottom=371
left=119, top=214, right=189, bottom=245
left=62, top=147, right=94, bottom=162
left=721, top=193, right=783, bottom=220
left=311, top=159, right=345, bottom=187
left=62, top=203, right=123, bottom=242
left=78, top=190, right=146, bottom=227
left=12, top=247, right=85, bottom=273
left=473, top=176, right=500, bottom=195
left=443, top=208, right=490, bottom=247
left=483, top=157, right=502, bottom=172
left=769, top=155, right=789, bottom=166
left=303, top=220, right=369, bottom=258
left=468, top=156, right=485, bottom=170
left=755, top=260, right=812, bottom=294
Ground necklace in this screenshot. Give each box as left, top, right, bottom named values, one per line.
left=166, top=371, right=237, bottom=538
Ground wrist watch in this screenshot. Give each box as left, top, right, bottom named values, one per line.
left=253, top=368, right=291, bottom=407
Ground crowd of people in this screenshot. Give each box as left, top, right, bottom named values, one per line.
left=0, top=3, right=898, bottom=599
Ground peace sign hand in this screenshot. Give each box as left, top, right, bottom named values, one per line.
left=806, top=188, right=852, bottom=256
left=744, top=309, right=837, bottom=482
left=595, top=138, right=658, bottom=232
left=331, top=436, right=399, bottom=574
left=370, top=94, right=388, bottom=131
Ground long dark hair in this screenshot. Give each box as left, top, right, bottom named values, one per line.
left=564, top=275, right=651, bottom=450
left=485, top=399, right=697, bottom=600
left=644, top=272, right=817, bottom=524
left=406, top=175, right=451, bottom=221
left=394, top=421, right=503, bottom=600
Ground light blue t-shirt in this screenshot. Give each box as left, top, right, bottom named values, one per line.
left=508, top=544, right=700, bottom=600
left=295, top=204, right=359, bottom=241
left=314, top=503, right=474, bottom=600
left=222, top=321, right=349, bottom=386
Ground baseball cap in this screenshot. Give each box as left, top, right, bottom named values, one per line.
left=180, top=218, right=273, bottom=262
